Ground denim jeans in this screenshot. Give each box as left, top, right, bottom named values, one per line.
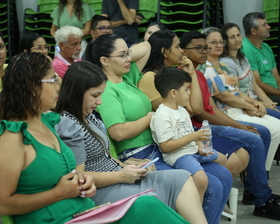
left=119, top=143, right=232, bottom=224
left=267, top=106, right=280, bottom=119
left=211, top=121, right=272, bottom=206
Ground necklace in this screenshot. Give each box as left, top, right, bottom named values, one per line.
left=28, top=121, right=58, bottom=151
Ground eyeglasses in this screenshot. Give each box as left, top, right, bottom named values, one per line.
left=0, top=44, right=6, bottom=51
left=41, top=75, right=59, bottom=85
left=207, top=40, right=226, bottom=46
left=31, top=45, right=51, bottom=52
left=93, top=26, right=114, bottom=32
left=183, top=47, right=212, bottom=54
left=108, top=49, right=132, bottom=62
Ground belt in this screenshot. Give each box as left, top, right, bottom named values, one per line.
left=118, top=144, right=151, bottom=159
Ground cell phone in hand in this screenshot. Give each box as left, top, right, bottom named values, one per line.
left=141, top=157, right=159, bottom=169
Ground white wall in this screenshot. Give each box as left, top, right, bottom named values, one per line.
left=223, top=0, right=263, bottom=37
left=16, top=0, right=38, bottom=40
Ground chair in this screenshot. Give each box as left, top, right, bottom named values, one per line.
left=1, top=216, right=14, bottom=224
left=263, top=0, right=280, bottom=12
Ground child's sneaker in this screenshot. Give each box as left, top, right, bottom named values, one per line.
left=253, top=197, right=280, bottom=220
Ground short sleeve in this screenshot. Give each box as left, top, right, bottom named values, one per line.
left=202, top=66, right=226, bottom=96
left=219, top=57, right=238, bottom=76
left=0, top=120, right=32, bottom=145
left=55, top=116, right=86, bottom=165
left=138, top=71, right=161, bottom=102
left=127, top=0, right=139, bottom=10
left=150, top=112, right=173, bottom=144
left=82, top=3, right=95, bottom=23
left=51, top=6, right=60, bottom=26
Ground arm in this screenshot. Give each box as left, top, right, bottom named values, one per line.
left=130, top=41, right=151, bottom=72
left=181, top=57, right=203, bottom=115
left=101, top=14, right=128, bottom=28
left=117, top=0, right=137, bottom=25
left=252, top=75, right=274, bottom=103
left=0, top=131, right=82, bottom=216
left=252, top=70, right=280, bottom=95
left=272, top=67, right=280, bottom=88
left=159, top=130, right=210, bottom=153
left=50, top=23, right=57, bottom=37
left=108, top=112, right=153, bottom=141
left=82, top=20, right=92, bottom=36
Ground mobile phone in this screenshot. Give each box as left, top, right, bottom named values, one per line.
left=72, top=202, right=111, bottom=217
left=141, top=157, right=159, bottom=169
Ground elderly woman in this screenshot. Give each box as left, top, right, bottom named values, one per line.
left=84, top=33, right=233, bottom=224
left=0, top=52, right=195, bottom=224
left=197, top=27, right=280, bottom=221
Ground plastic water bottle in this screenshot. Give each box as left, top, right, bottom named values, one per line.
left=200, top=120, right=212, bottom=153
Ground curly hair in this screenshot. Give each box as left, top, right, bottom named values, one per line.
left=0, top=52, right=52, bottom=120
left=59, top=0, right=84, bottom=21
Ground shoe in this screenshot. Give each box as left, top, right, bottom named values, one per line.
left=221, top=204, right=234, bottom=219
left=242, top=189, right=280, bottom=205
left=253, top=197, right=280, bottom=220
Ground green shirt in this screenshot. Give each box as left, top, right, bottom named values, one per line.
left=51, top=3, right=95, bottom=29
left=0, top=113, right=94, bottom=224
left=97, top=63, right=153, bottom=153
left=242, top=37, right=278, bottom=88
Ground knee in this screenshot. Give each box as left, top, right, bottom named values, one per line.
left=194, top=171, right=208, bottom=191
left=226, top=153, right=243, bottom=178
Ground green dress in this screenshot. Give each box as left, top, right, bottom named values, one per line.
left=0, top=112, right=190, bottom=224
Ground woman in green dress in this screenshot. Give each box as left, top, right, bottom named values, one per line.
left=0, top=52, right=191, bottom=224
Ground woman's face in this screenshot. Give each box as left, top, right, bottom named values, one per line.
left=105, top=38, right=131, bottom=76
left=226, top=26, right=242, bottom=52
left=40, top=67, right=60, bottom=112
left=163, top=35, right=183, bottom=67
left=0, top=37, right=7, bottom=68
left=30, top=37, right=49, bottom=55
left=207, top=31, right=224, bottom=57
left=82, top=81, right=106, bottom=117
left=144, top=25, right=160, bottom=41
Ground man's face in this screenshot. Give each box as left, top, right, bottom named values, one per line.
left=182, top=38, right=209, bottom=67
left=254, top=19, right=270, bottom=40
left=60, top=34, right=82, bottom=61
left=90, top=20, right=113, bottom=40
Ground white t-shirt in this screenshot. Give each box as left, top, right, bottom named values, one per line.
left=150, top=104, right=198, bottom=166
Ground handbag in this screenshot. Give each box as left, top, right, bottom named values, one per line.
left=65, top=189, right=156, bottom=224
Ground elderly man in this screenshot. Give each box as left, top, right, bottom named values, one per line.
left=53, top=26, right=83, bottom=78
left=242, top=12, right=280, bottom=105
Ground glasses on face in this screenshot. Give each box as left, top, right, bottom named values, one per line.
left=94, top=26, right=114, bottom=32
left=41, top=75, right=59, bottom=85
left=183, top=46, right=212, bottom=54
left=108, top=49, right=132, bottom=62
left=207, top=40, right=226, bottom=46
left=0, top=44, right=6, bottom=51
left=31, top=45, right=51, bottom=52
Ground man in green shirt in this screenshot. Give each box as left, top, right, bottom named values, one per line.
left=242, top=12, right=280, bottom=105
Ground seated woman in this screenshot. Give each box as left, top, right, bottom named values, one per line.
left=143, top=21, right=165, bottom=41
left=219, top=23, right=280, bottom=119
left=0, top=52, right=192, bottom=224
left=55, top=60, right=207, bottom=224
left=85, top=33, right=233, bottom=224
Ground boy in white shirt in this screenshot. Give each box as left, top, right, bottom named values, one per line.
left=150, top=67, right=227, bottom=201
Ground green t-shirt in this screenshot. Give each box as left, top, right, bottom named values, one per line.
left=97, top=63, right=153, bottom=153
left=51, top=3, right=95, bottom=29
left=242, top=37, right=278, bottom=88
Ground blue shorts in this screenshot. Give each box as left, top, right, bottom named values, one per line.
left=173, top=149, right=218, bottom=175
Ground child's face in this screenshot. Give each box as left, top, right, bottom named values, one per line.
left=175, top=82, right=191, bottom=107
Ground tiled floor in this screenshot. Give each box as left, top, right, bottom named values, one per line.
left=220, top=161, right=280, bottom=224
left=1, top=161, right=279, bottom=224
